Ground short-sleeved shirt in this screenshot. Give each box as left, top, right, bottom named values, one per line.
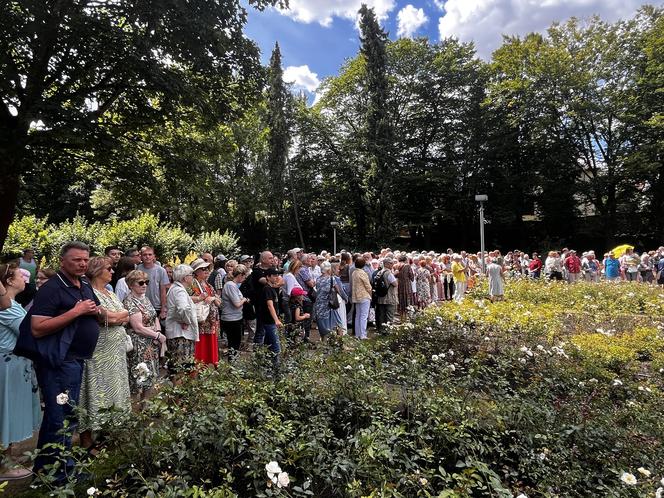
left=451, top=262, right=466, bottom=283
left=297, top=267, right=313, bottom=289
left=282, top=273, right=303, bottom=297
left=136, top=264, right=169, bottom=310
left=213, top=269, right=226, bottom=292
left=221, top=281, right=244, bottom=322
left=257, top=285, right=279, bottom=325
left=604, top=258, right=620, bottom=278
left=250, top=266, right=270, bottom=300
left=29, top=271, right=100, bottom=359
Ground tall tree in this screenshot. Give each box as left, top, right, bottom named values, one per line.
left=358, top=4, right=395, bottom=244
left=0, top=0, right=285, bottom=250
left=265, top=42, right=303, bottom=248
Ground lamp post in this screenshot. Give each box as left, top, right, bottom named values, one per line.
left=330, top=221, right=339, bottom=255
left=475, top=195, right=488, bottom=273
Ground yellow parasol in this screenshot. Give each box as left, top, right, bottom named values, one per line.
left=610, top=244, right=634, bottom=258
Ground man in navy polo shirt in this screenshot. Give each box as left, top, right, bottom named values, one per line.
left=28, top=241, right=101, bottom=477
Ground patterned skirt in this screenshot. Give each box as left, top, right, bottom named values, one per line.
left=126, top=332, right=160, bottom=394
left=166, top=337, right=196, bottom=375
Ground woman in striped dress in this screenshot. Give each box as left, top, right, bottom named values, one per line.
left=79, top=257, right=131, bottom=452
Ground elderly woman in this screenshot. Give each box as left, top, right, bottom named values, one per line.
left=189, top=258, right=221, bottom=366
left=165, top=264, right=199, bottom=376
left=441, top=254, right=455, bottom=301
left=223, top=259, right=238, bottom=285
left=331, top=262, right=349, bottom=334
left=123, top=270, right=165, bottom=399
left=545, top=251, right=563, bottom=281
left=221, top=264, right=250, bottom=359
left=396, top=254, right=414, bottom=318
left=315, top=262, right=348, bottom=339
left=351, top=257, right=372, bottom=340
left=79, top=257, right=131, bottom=452
left=0, top=263, right=41, bottom=479
left=487, top=258, right=505, bottom=302
left=415, top=260, right=432, bottom=308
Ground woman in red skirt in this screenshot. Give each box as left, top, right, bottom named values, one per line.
left=189, top=258, right=221, bottom=366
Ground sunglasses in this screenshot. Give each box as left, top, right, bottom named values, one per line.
left=136, top=280, right=150, bottom=286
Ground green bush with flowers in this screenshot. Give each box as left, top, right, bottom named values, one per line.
left=17, top=278, right=664, bottom=498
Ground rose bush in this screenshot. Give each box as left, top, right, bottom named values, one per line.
left=20, top=279, right=664, bottom=497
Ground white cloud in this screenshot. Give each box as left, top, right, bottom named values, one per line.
left=437, top=0, right=648, bottom=58
left=279, top=0, right=396, bottom=27
left=283, top=65, right=321, bottom=93
left=397, top=5, right=429, bottom=38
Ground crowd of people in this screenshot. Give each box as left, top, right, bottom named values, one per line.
left=1, top=241, right=663, bottom=482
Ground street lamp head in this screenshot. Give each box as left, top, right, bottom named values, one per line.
left=475, top=194, right=488, bottom=202
left=330, top=221, right=339, bottom=227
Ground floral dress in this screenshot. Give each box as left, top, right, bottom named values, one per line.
left=415, top=267, right=431, bottom=307
left=79, top=289, right=131, bottom=431
left=123, top=294, right=160, bottom=394
left=190, top=279, right=220, bottom=365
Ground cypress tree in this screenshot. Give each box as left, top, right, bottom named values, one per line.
left=358, top=4, right=395, bottom=242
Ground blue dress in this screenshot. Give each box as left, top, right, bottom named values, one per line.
left=0, top=300, right=41, bottom=447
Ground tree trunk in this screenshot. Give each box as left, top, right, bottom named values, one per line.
left=0, top=129, right=29, bottom=252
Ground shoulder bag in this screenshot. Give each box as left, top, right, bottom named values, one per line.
left=328, top=277, right=340, bottom=310
left=194, top=280, right=211, bottom=322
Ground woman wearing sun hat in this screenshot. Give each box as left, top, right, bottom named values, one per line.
left=189, top=258, right=221, bottom=365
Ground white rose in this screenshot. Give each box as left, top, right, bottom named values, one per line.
left=265, top=461, right=281, bottom=477
left=619, top=472, right=637, bottom=485
left=277, top=471, right=290, bottom=488
left=87, top=487, right=97, bottom=496
left=637, top=467, right=651, bottom=477
left=656, top=486, right=663, bottom=498
left=56, top=392, right=69, bottom=405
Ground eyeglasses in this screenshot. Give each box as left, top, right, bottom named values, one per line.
left=137, top=280, right=150, bottom=286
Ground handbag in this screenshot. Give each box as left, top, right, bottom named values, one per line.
left=194, top=280, right=211, bottom=322
left=328, top=277, right=340, bottom=310
left=124, top=333, right=134, bottom=353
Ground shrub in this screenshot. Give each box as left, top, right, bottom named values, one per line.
left=192, top=230, right=240, bottom=256
left=2, top=214, right=51, bottom=259
left=27, top=281, right=664, bottom=498
left=39, top=216, right=101, bottom=266
left=3, top=214, right=238, bottom=265
left=96, top=213, right=194, bottom=260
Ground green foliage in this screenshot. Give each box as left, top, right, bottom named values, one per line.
left=27, top=280, right=664, bottom=497
left=39, top=216, right=102, bottom=265
left=192, top=230, right=240, bottom=256
left=96, top=213, right=194, bottom=261
left=3, top=215, right=50, bottom=258
left=5, top=214, right=238, bottom=267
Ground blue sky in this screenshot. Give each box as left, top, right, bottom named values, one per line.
left=245, top=0, right=650, bottom=96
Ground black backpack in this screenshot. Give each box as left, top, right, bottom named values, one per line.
left=372, top=269, right=389, bottom=298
